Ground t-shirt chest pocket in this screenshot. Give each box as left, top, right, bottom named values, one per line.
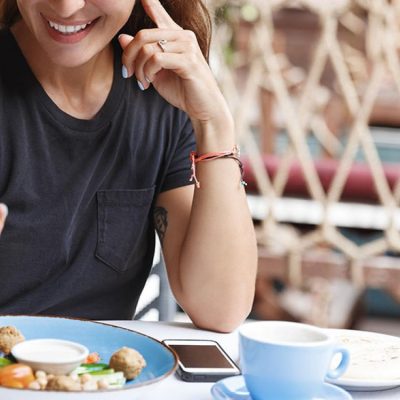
left=95, top=188, right=155, bottom=273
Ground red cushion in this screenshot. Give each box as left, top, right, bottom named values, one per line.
left=243, top=155, right=400, bottom=203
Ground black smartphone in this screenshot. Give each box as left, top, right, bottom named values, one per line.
left=163, top=339, right=241, bottom=382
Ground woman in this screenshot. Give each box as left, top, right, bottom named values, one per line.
left=0, top=0, right=257, bottom=332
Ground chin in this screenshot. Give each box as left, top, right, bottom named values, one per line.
left=46, top=49, right=100, bottom=69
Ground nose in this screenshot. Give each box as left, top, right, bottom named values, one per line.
left=49, top=0, right=86, bottom=19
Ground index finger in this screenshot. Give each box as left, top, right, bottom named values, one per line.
left=141, top=0, right=181, bottom=29
left=0, top=204, right=8, bottom=235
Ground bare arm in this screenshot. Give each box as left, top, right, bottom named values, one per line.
left=122, top=0, right=258, bottom=332
left=154, top=137, right=257, bottom=333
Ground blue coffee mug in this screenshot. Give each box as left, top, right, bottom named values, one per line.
left=217, top=321, right=350, bottom=400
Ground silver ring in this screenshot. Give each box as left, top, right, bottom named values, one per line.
left=157, top=39, right=168, bottom=53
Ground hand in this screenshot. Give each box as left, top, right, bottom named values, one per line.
left=0, top=204, right=8, bottom=235
left=118, top=0, right=232, bottom=131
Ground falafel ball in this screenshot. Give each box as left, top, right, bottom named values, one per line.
left=0, top=326, right=25, bottom=354
left=109, top=347, right=146, bottom=380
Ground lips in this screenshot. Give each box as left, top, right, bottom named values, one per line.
left=43, top=15, right=99, bottom=44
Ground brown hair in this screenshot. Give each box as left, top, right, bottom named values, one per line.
left=0, top=0, right=19, bottom=27
left=0, top=0, right=212, bottom=59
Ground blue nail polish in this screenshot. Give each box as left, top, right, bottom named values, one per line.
left=122, top=65, right=129, bottom=79
left=137, top=80, right=145, bottom=91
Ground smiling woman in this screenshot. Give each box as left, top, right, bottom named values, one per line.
left=0, top=0, right=257, bottom=333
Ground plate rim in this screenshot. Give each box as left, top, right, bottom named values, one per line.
left=0, top=314, right=179, bottom=393
left=325, top=328, right=400, bottom=390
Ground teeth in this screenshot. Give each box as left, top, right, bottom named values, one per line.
left=48, top=20, right=91, bottom=35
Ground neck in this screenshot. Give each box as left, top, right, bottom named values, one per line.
left=11, top=20, right=114, bottom=120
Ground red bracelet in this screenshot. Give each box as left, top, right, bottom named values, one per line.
left=189, top=145, right=247, bottom=189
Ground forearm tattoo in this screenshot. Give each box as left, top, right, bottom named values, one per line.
left=154, top=207, right=168, bottom=245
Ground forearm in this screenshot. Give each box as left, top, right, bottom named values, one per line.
left=176, top=119, right=258, bottom=332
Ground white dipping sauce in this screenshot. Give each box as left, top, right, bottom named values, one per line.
left=12, top=339, right=89, bottom=374
left=19, top=342, right=83, bottom=362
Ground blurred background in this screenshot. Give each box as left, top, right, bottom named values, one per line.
left=137, top=0, right=400, bottom=335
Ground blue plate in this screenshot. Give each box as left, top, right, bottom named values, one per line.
left=0, top=315, right=178, bottom=399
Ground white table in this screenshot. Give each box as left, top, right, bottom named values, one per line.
left=107, top=320, right=400, bottom=400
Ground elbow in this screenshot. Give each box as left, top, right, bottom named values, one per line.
left=193, top=320, right=242, bottom=334
left=188, top=303, right=253, bottom=333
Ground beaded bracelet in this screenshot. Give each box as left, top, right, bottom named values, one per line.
left=189, top=145, right=247, bottom=189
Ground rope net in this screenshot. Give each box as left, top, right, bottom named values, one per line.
left=208, top=0, right=400, bottom=325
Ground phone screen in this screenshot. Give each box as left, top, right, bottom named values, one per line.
left=168, top=344, right=235, bottom=369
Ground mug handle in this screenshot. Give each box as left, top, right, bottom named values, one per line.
left=211, top=379, right=250, bottom=400
left=326, top=346, right=350, bottom=380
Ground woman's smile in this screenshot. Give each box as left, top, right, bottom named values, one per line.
left=13, top=0, right=135, bottom=67
left=42, top=14, right=99, bottom=44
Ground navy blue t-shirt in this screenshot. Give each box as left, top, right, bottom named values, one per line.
left=0, top=29, right=196, bottom=319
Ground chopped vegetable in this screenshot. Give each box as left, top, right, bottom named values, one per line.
left=89, top=368, right=115, bottom=376
left=74, top=363, right=109, bottom=375
left=89, top=371, right=126, bottom=388
left=1, top=379, right=24, bottom=389
left=0, top=364, right=35, bottom=388
left=74, top=365, right=125, bottom=388
left=0, top=357, right=13, bottom=368
left=85, top=352, right=100, bottom=364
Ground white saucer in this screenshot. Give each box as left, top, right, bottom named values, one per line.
left=211, top=376, right=353, bottom=400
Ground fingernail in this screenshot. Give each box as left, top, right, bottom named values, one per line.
left=137, top=80, right=145, bottom=91
left=145, top=76, right=151, bottom=84
left=122, top=65, right=129, bottom=79
left=118, top=34, right=134, bottom=41
left=0, top=204, right=8, bottom=218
